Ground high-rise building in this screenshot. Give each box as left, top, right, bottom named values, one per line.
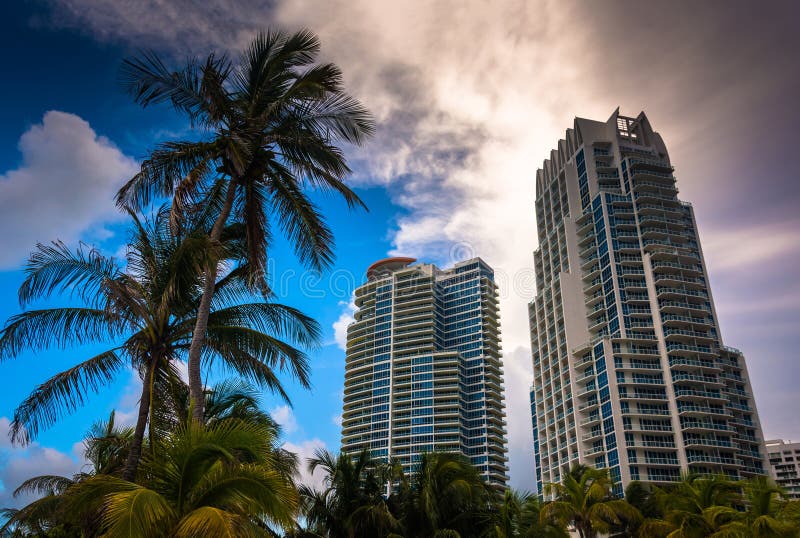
left=766, top=439, right=800, bottom=499
left=340, top=257, right=508, bottom=487
left=528, top=109, right=767, bottom=495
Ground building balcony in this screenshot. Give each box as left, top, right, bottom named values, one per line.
left=583, top=277, right=603, bottom=293
left=672, top=373, right=722, bottom=385
left=681, top=421, right=734, bottom=432
left=687, top=455, right=740, bottom=466
left=623, top=407, right=670, bottom=416
left=674, top=389, right=726, bottom=402
left=678, top=405, right=731, bottom=418
left=643, top=457, right=680, bottom=467
left=651, top=260, right=702, bottom=273
left=629, top=439, right=676, bottom=449
left=620, top=392, right=668, bottom=402
left=683, top=438, right=733, bottom=449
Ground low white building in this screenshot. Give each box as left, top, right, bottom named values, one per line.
left=766, top=439, right=800, bottom=498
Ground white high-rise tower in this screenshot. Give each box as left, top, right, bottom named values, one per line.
left=341, top=257, right=508, bottom=487
left=529, top=110, right=767, bottom=495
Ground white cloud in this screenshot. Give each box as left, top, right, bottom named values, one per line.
left=0, top=417, right=84, bottom=510
left=0, top=111, right=138, bottom=269
left=282, top=438, right=328, bottom=491
left=332, top=298, right=356, bottom=351
left=270, top=405, right=299, bottom=435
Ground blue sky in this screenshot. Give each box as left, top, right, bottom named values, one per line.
left=2, top=0, right=800, bottom=506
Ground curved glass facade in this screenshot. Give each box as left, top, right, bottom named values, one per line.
left=341, top=258, right=508, bottom=487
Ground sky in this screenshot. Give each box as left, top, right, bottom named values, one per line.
left=1, top=0, right=799, bottom=507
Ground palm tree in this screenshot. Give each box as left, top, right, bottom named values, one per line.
left=639, top=473, right=742, bottom=538
left=400, top=452, right=494, bottom=538
left=489, top=490, right=568, bottom=538
left=154, top=377, right=301, bottom=481
left=116, top=28, right=374, bottom=422
left=58, top=419, right=298, bottom=536
left=0, top=206, right=319, bottom=480
left=697, top=476, right=800, bottom=538
left=603, top=480, right=662, bottom=537
left=541, top=464, right=641, bottom=538
left=301, top=448, right=397, bottom=537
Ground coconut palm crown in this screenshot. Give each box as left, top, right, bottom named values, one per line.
left=115, top=28, right=374, bottom=421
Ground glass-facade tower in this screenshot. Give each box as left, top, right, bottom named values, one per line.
left=529, top=110, right=767, bottom=495
left=341, top=257, right=508, bottom=487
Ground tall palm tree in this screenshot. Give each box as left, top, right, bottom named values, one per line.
left=541, top=464, right=641, bottom=538
left=400, top=452, right=494, bottom=538
left=0, top=206, right=319, bottom=480
left=301, top=448, right=397, bottom=538
left=116, top=28, right=374, bottom=422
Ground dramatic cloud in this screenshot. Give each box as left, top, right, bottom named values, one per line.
left=42, top=0, right=800, bottom=489
left=0, top=417, right=84, bottom=509
left=0, top=111, right=138, bottom=269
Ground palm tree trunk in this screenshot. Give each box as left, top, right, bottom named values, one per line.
left=122, top=357, right=156, bottom=481
left=187, top=182, right=237, bottom=423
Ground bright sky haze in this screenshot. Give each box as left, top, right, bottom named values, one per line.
left=1, top=0, right=799, bottom=507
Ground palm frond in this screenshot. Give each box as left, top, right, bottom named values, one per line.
left=120, top=50, right=212, bottom=121
left=205, top=325, right=311, bottom=391
left=173, top=506, right=255, bottom=537
left=11, top=349, right=124, bottom=443
left=13, top=474, right=75, bottom=498
left=116, top=139, right=222, bottom=211
left=265, top=164, right=335, bottom=271
left=18, top=240, right=119, bottom=307
left=202, top=343, right=294, bottom=404
left=208, top=302, right=321, bottom=348
left=188, top=464, right=298, bottom=528
left=0, top=307, right=119, bottom=359
left=102, top=486, right=177, bottom=538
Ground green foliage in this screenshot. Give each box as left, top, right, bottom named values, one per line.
left=399, top=452, right=495, bottom=538
left=1, top=385, right=299, bottom=537
left=489, top=489, right=568, bottom=538
left=542, top=464, right=642, bottom=538
left=300, top=448, right=398, bottom=538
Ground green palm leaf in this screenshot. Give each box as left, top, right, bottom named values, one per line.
left=11, top=349, right=124, bottom=443
left=0, top=307, right=119, bottom=358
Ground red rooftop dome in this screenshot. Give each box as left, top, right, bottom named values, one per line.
left=366, top=257, right=417, bottom=279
